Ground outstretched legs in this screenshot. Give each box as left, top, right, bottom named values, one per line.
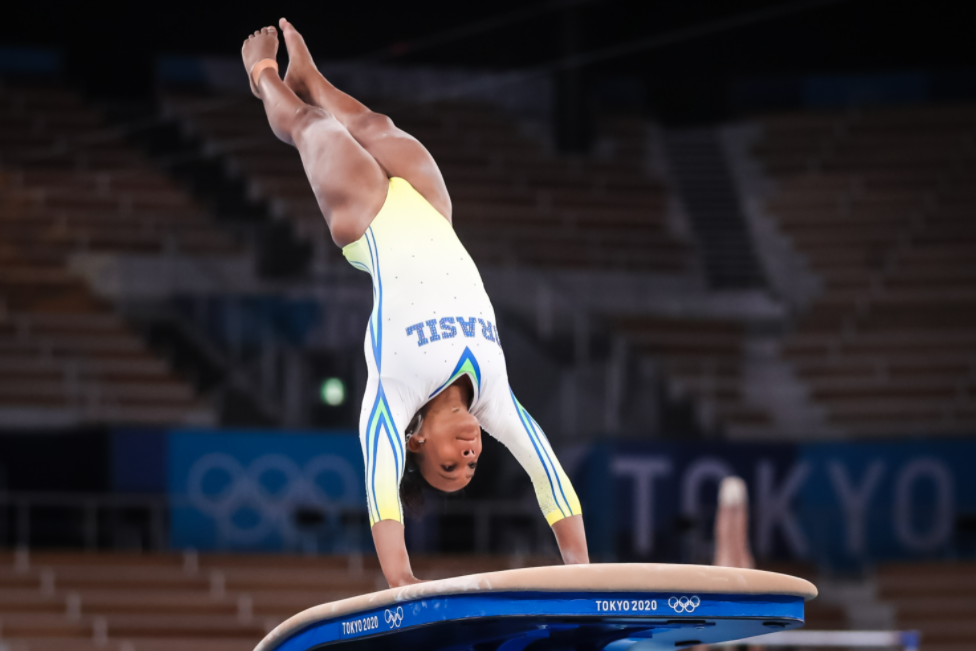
left=278, top=18, right=453, bottom=222
left=242, top=27, right=388, bottom=246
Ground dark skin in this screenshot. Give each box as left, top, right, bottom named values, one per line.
left=243, top=20, right=589, bottom=588
left=408, top=377, right=482, bottom=492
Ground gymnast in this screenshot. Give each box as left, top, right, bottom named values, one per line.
left=242, top=20, right=588, bottom=588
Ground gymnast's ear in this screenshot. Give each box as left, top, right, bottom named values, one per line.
left=406, top=436, right=425, bottom=453
left=405, top=410, right=425, bottom=454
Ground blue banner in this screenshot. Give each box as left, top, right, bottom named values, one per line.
left=578, top=439, right=976, bottom=566
left=108, top=427, right=976, bottom=561
left=167, top=430, right=365, bottom=551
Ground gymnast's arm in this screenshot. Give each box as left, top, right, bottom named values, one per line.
left=372, top=519, right=425, bottom=588
left=477, top=388, right=589, bottom=566
left=359, top=375, right=423, bottom=588
left=552, top=514, right=589, bottom=565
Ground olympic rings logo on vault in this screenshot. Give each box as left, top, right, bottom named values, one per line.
left=185, top=453, right=359, bottom=545
left=384, top=607, right=405, bottom=628
left=668, top=596, right=701, bottom=613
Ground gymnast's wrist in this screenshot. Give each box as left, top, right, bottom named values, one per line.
left=560, top=549, right=590, bottom=565
left=388, top=572, right=424, bottom=588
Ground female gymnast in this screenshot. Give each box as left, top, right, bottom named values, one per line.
left=242, top=20, right=589, bottom=588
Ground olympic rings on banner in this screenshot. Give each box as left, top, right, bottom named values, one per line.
left=185, top=453, right=359, bottom=545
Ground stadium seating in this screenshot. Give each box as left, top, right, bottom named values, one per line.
left=163, top=92, right=693, bottom=273
left=611, top=316, right=773, bottom=435
left=877, top=561, right=976, bottom=651
left=0, top=551, right=556, bottom=651
left=753, top=104, right=976, bottom=436
left=0, top=81, right=225, bottom=425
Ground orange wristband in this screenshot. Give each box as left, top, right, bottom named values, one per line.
left=250, top=59, right=279, bottom=87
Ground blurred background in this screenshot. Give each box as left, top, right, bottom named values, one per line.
left=0, top=0, right=974, bottom=648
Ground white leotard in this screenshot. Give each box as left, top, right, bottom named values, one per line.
left=343, top=177, right=582, bottom=527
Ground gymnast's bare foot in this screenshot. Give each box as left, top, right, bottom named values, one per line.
left=242, top=26, right=279, bottom=98
left=279, top=18, right=317, bottom=103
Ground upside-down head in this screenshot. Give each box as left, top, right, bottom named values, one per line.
left=399, top=380, right=482, bottom=514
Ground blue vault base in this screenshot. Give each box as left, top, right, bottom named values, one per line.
left=273, top=591, right=805, bottom=650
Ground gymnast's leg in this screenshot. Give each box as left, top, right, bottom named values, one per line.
left=707, top=481, right=758, bottom=651
left=714, top=476, right=754, bottom=569
left=277, top=18, right=453, bottom=221
left=242, top=26, right=389, bottom=246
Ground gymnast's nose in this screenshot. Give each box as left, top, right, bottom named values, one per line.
left=459, top=435, right=482, bottom=460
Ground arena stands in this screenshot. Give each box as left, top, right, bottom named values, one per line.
left=0, top=551, right=556, bottom=651
left=752, top=104, right=976, bottom=436
left=7, top=74, right=973, bottom=440
left=878, top=562, right=976, bottom=651
left=0, top=81, right=232, bottom=426
left=610, top=315, right=773, bottom=435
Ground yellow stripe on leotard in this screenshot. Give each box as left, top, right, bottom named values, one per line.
left=511, top=393, right=582, bottom=525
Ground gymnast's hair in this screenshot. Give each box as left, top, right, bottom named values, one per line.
left=400, top=410, right=432, bottom=516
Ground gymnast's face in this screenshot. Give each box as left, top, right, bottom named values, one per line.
left=407, top=404, right=482, bottom=493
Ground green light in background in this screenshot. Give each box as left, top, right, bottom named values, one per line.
left=320, top=377, right=346, bottom=406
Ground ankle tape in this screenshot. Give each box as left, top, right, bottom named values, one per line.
left=250, top=59, right=279, bottom=87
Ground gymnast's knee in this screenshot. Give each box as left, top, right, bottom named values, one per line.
left=291, top=105, right=341, bottom=144
left=346, top=111, right=403, bottom=141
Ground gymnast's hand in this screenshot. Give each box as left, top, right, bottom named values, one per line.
left=372, top=520, right=424, bottom=588
left=552, top=515, right=590, bottom=565
left=391, top=574, right=427, bottom=588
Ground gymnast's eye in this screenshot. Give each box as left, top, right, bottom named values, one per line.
left=442, top=464, right=457, bottom=472
left=468, top=462, right=477, bottom=470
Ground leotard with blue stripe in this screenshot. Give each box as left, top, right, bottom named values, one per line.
left=343, top=177, right=582, bottom=527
